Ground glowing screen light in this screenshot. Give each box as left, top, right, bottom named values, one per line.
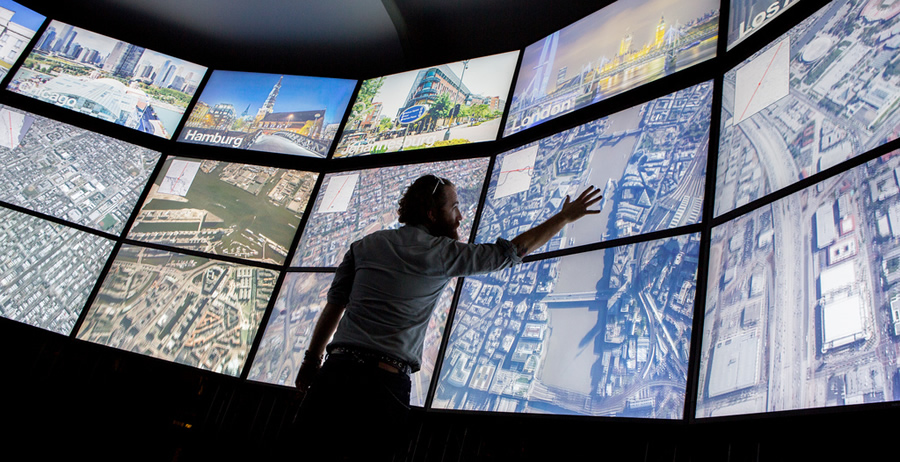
left=178, top=70, right=356, bottom=157
left=7, top=20, right=207, bottom=139
left=504, top=0, right=719, bottom=137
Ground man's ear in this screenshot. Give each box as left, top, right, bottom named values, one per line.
left=426, top=208, right=436, bottom=223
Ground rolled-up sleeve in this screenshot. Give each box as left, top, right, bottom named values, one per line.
left=327, top=246, right=355, bottom=306
left=440, top=237, right=523, bottom=277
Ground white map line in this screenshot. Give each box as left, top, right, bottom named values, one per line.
left=159, top=159, right=201, bottom=196
left=0, top=108, right=31, bottom=150
left=734, top=36, right=791, bottom=125
left=494, top=145, right=538, bottom=199
left=317, top=173, right=359, bottom=213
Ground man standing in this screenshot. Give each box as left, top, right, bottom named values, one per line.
left=295, top=174, right=601, bottom=460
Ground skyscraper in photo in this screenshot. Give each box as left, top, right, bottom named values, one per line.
left=112, top=44, right=145, bottom=79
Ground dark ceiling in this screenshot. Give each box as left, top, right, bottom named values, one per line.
left=17, top=0, right=614, bottom=79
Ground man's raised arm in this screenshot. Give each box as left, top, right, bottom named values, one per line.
left=510, top=186, right=603, bottom=257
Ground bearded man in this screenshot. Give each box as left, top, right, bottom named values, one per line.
left=295, top=174, right=601, bottom=460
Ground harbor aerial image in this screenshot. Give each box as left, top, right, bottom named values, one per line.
left=292, top=158, right=489, bottom=267
left=78, top=244, right=277, bottom=376
left=698, top=155, right=900, bottom=417
left=715, top=0, right=900, bottom=216
left=129, top=156, right=316, bottom=265
left=0, top=206, right=113, bottom=335
left=434, top=234, right=700, bottom=418
left=0, top=104, right=160, bottom=234
left=7, top=20, right=206, bottom=138
left=478, top=81, right=711, bottom=255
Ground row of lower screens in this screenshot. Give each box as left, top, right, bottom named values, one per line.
left=0, top=0, right=804, bottom=158
left=3, top=0, right=900, bottom=419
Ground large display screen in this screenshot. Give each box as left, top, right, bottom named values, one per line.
left=292, top=158, right=489, bottom=267
left=698, top=157, right=900, bottom=417
left=77, top=244, right=277, bottom=376
left=434, top=234, right=700, bottom=418
left=248, top=272, right=455, bottom=407
left=727, top=0, right=801, bottom=50
left=128, top=156, right=316, bottom=265
left=503, top=0, right=719, bottom=137
left=478, top=81, right=711, bottom=254
left=0, top=0, right=45, bottom=78
left=0, top=205, right=114, bottom=335
left=248, top=272, right=333, bottom=386
left=178, top=71, right=356, bottom=157
left=715, top=0, right=900, bottom=216
left=333, top=51, right=518, bottom=157
left=7, top=20, right=207, bottom=139
left=0, top=104, right=160, bottom=234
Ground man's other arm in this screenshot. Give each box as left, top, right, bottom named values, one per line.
left=510, top=186, right=602, bottom=257
left=295, top=301, right=345, bottom=392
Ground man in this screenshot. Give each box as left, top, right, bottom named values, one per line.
left=295, top=174, right=601, bottom=460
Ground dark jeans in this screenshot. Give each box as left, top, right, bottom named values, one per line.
left=296, top=354, right=412, bottom=461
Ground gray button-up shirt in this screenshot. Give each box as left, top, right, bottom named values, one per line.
left=327, top=224, right=522, bottom=371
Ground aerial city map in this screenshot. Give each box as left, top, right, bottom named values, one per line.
left=0, top=206, right=113, bottom=335
left=78, top=244, right=277, bottom=376
left=129, top=156, right=316, bottom=265
left=434, top=234, right=700, bottom=418
left=250, top=272, right=456, bottom=407
left=292, top=158, right=489, bottom=267
left=698, top=153, right=900, bottom=416
left=477, top=82, right=712, bottom=255
left=0, top=105, right=160, bottom=234
left=715, top=0, right=900, bottom=216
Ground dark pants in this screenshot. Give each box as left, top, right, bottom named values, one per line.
left=296, top=354, right=412, bottom=461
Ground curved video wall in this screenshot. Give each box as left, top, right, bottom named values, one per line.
left=1, top=0, right=900, bottom=422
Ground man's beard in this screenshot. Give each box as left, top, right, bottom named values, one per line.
left=429, top=220, right=459, bottom=241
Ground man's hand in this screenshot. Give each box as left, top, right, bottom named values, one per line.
left=295, top=350, right=323, bottom=393
left=558, top=186, right=603, bottom=224
left=511, top=185, right=602, bottom=257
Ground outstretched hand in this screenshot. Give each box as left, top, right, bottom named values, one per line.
left=510, top=185, right=603, bottom=257
left=559, top=186, right=603, bottom=223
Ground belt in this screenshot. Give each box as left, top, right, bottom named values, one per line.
left=327, top=346, right=412, bottom=375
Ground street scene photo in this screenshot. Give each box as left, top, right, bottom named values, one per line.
left=478, top=82, right=712, bottom=255
left=333, top=51, right=517, bottom=157
left=0, top=206, right=114, bottom=335
left=7, top=20, right=206, bottom=139
left=78, top=244, right=277, bottom=377
left=178, top=71, right=356, bottom=157
left=0, top=104, right=160, bottom=235
left=715, top=0, right=900, bottom=216
left=129, top=156, right=317, bottom=265
left=698, top=155, right=900, bottom=416
left=0, top=0, right=44, bottom=78
left=434, top=235, right=700, bottom=418
left=291, top=158, right=489, bottom=267
left=727, top=0, right=800, bottom=50
left=504, top=0, right=718, bottom=137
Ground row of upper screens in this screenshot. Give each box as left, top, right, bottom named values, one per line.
left=0, top=0, right=804, bottom=157
left=3, top=0, right=900, bottom=417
